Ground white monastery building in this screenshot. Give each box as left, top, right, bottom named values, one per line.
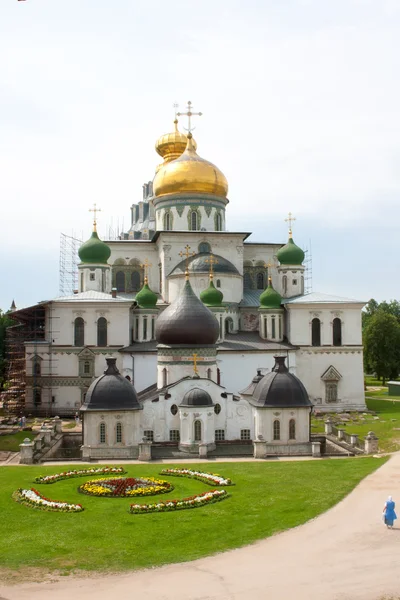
left=9, top=106, right=366, bottom=458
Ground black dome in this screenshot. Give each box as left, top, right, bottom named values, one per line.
left=81, top=358, right=141, bottom=411
left=249, top=356, right=312, bottom=408
left=180, top=387, right=213, bottom=407
left=155, top=279, right=219, bottom=345
left=169, top=253, right=240, bottom=276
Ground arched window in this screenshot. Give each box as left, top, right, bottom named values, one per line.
left=84, top=361, right=91, bottom=375
left=216, top=279, right=221, bottom=288
left=97, top=317, right=107, bottom=346
left=217, top=368, right=221, bottom=385
left=164, top=212, right=171, bottom=230
left=256, top=272, right=264, bottom=290
left=33, top=359, right=41, bottom=376
left=194, top=420, right=202, bottom=442
left=33, top=388, right=41, bottom=406
left=190, top=211, right=198, bottom=231
left=116, top=422, right=122, bottom=443
left=216, top=213, right=222, bottom=231
left=162, top=368, right=167, bottom=387
left=243, top=272, right=252, bottom=289
left=74, top=317, right=84, bottom=346
left=207, top=368, right=212, bottom=380
left=333, top=318, right=342, bottom=346
left=282, top=275, right=288, bottom=295
left=199, top=242, right=211, bottom=253
left=225, top=318, right=233, bottom=334
left=311, top=318, right=321, bottom=346
left=273, top=420, right=280, bottom=441
left=289, top=419, right=296, bottom=440
left=116, top=271, right=125, bottom=292
left=131, top=271, right=141, bottom=291
left=99, top=422, right=106, bottom=444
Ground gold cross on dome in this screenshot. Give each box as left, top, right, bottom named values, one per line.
left=205, top=254, right=218, bottom=279
left=192, top=353, right=199, bottom=375
left=140, top=259, right=152, bottom=284
left=179, top=245, right=196, bottom=279
left=266, top=260, right=275, bottom=283
left=285, top=212, right=296, bottom=234
left=89, top=203, right=101, bottom=231
left=177, top=101, right=202, bottom=133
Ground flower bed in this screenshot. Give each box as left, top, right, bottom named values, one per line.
left=160, top=468, right=233, bottom=486
left=13, top=488, right=83, bottom=512
left=130, top=489, right=228, bottom=514
left=78, top=477, right=173, bottom=497
left=34, top=467, right=126, bottom=484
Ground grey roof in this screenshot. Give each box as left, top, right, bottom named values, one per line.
left=169, top=253, right=240, bottom=277
left=80, top=358, right=141, bottom=412
left=283, top=292, right=365, bottom=305
left=219, top=332, right=295, bottom=352
left=53, top=291, right=131, bottom=303
left=180, top=387, right=213, bottom=407
left=239, top=289, right=263, bottom=307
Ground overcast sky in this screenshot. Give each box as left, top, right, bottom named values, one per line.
left=1, top=0, right=399, bottom=310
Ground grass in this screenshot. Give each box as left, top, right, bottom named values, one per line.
left=0, top=431, right=36, bottom=452
left=0, top=458, right=385, bottom=578
left=312, top=398, right=400, bottom=452
left=365, top=376, right=390, bottom=387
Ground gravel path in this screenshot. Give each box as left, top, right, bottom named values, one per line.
left=1, top=454, right=399, bottom=600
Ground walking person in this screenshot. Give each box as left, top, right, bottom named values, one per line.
left=383, top=496, right=397, bottom=529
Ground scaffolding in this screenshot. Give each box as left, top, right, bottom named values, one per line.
left=304, top=240, right=313, bottom=295
left=59, top=233, right=82, bottom=296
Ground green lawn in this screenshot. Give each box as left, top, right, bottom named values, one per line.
left=0, top=431, right=36, bottom=452
left=0, top=459, right=385, bottom=578
left=365, top=376, right=390, bottom=387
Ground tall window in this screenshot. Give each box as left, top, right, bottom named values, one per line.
left=326, top=382, right=338, bottom=403
left=333, top=318, right=342, bottom=346
left=33, top=359, right=41, bottom=376
left=273, top=420, right=280, bottom=441
left=289, top=419, right=296, bottom=440
left=190, top=211, right=198, bottom=231
left=194, top=420, right=202, bottom=441
left=84, top=361, right=91, bottom=375
left=33, top=388, right=41, bottom=406
left=256, top=272, right=264, bottom=289
left=271, top=316, right=276, bottom=339
left=199, top=242, right=211, bottom=253
left=162, top=368, right=167, bottom=387
left=97, top=317, right=107, bottom=346
left=278, top=316, right=282, bottom=339
left=311, top=318, right=321, bottom=346
left=207, top=368, right=212, bottom=380
left=143, top=317, right=148, bottom=341
left=116, top=422, right=122, bottom=443
left=164, top=212, right=171, bottom=230
left=282, top=275, right=288, bottom=295
left=217, top=368, right=221, bottom=385
left=131, top=271, right=140, bottom=291
left=216, top=213, right=222, bottom=231
left=74, top=317, right=84, bottom=346
left=99, top=423, right=106, bottom=443
left=116, top=271, right=125, bottom=292
left=151, top=318, right=155, bottom=340
left=243, top=273, right=252, bottom=289
left=216, top=279, right=221, bottom=288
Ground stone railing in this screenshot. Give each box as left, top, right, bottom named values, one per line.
left=324, top=418, right=378, bottom=454
left=19, top=417, right=63, bottom=464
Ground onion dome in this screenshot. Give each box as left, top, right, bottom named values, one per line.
left=276, top=233, right=305, bottom=266
left=180, top=387, right=213, bottom=407
left=170, top=253, right=239, bottom=277
left=259, top=278, right=282, bottom=309
left=200, top=278, right=223, bottom=307
left=155, top=119, right=195, bottom=167
left=153, top=133, right=228, bottom=198
left=135, top=278, right=158, bottom=309
left=246, top=356, right=312, bottom=408
left=78, top=229, right=111, bottom=265
left=155, top=279, right=219, bottom=345
left=80, top=357, right=141, bottom=411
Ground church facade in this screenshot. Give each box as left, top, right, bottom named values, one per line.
left=14, top=111, right=366, bottom=455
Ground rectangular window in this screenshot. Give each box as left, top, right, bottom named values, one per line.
left=278, top=316, right=282, bottom=339
left=169, top=429, right=180, bottom=442
left=143, top=430, right=154, bottom=442
left=240, top=429, right=251, bottom=441
left=264, top=317, right=267, bottom=338
left=143, top=317, right=148, bottom=341
left=80, top=272, right=84, bottom=291
left=135, top=317, right=139, bottom=341
left=215, top=429, right=225, bottom=442
left=100, top=423, right=106, bottom=443
left=271, top=316, right=276, bottom=339
left=326, top=383, right=338, bottom=403
left=151, top=318, right=155, bottom=340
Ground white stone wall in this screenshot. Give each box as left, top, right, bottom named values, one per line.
left=253, top=406, right=310, bottom=443
left=121, top=353, right=157, bottom=392
left=82, top=411, right=142, bottom=446
left=278, top=265, right=305, bottom=298
left=286, top=304, right=364, bottom=346
left=78, top=265, right=111, bottom=294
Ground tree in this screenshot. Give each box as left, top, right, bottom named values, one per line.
left=363, top=312, right=400, bottom=384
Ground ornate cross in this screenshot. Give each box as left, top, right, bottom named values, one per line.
left=192, top=352, right=199, bottom=375
left=205, top=254, right=218, bottom=279
left=140, top=259, right=152, bottom=284
left=177, top=101, right=202, bottom=133
left=89, top=203, right=101, bottom=231
left=285, top=212, right=296, bottom=234
left=265, top=260, right=275, bottom=284
left=179, top=245, right=196, bottom=279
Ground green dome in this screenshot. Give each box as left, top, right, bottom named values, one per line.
left=135, top=281, right=158, bottom=309
left=260, top=280, right=282, bottom=309
left=78, top=231, right=111, bottom=265
left=200, top=279, right=223, bottom=307
left=276, top=236, right=305, bottom=265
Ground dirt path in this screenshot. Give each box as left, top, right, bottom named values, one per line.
left=1, top=455, right=400, bottom=600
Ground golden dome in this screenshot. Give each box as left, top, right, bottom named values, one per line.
left=153, top=133, right=228, bottom=198
left=155, top=119, right=196, bottom=164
